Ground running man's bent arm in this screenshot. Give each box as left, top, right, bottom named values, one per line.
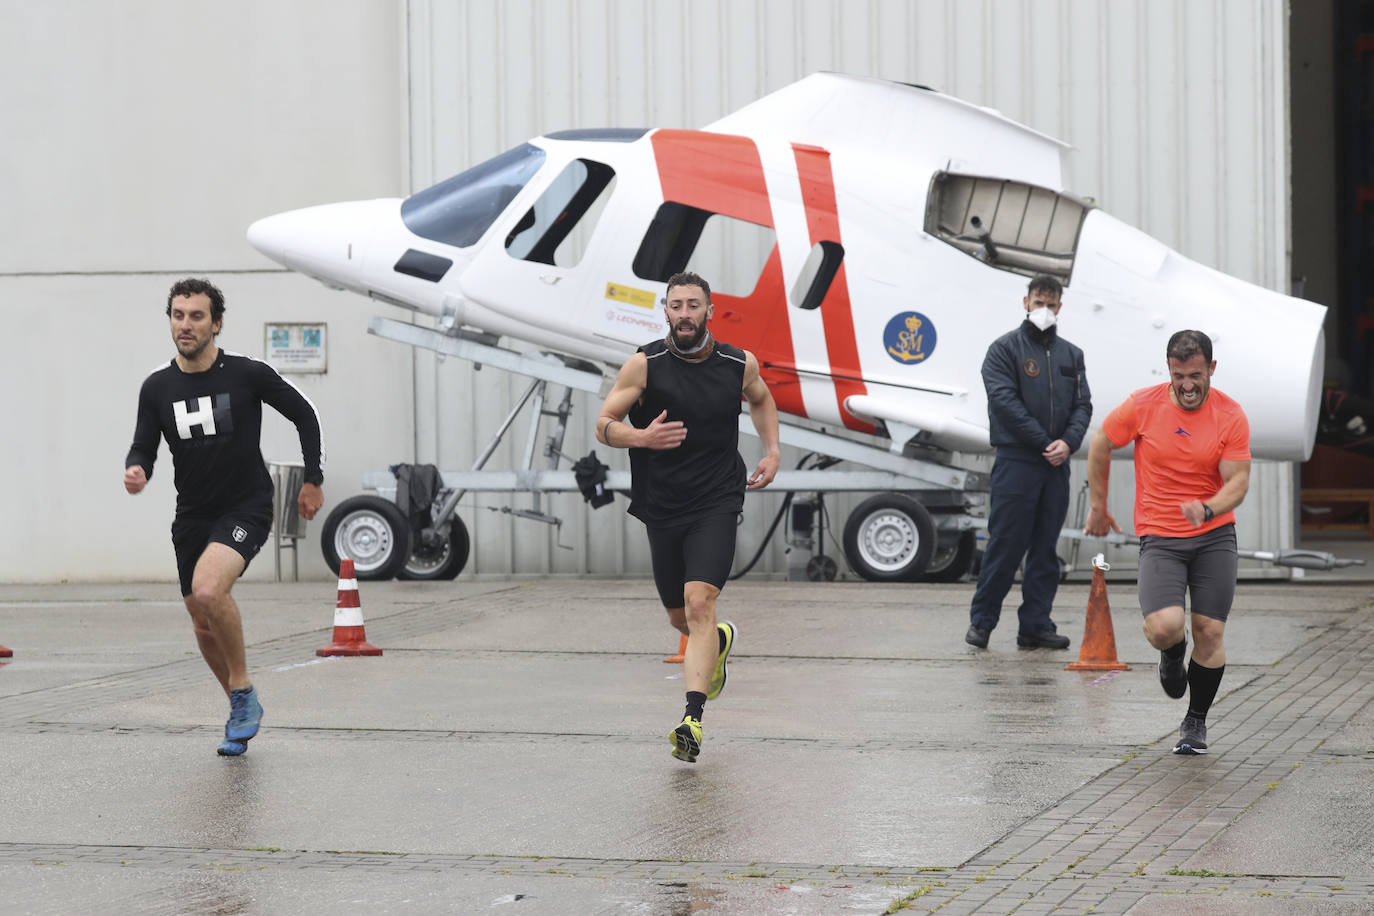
left=595, top=353, right=687, bottom=450
left=256, top=362, right=326, bottom=519
left=257, top=365, right=325, bottom=485
left=1210, top=460, right=1250, bottom=515
left=742, top=351, right=779, bottom=489
left=1181, top=460, right=1250, bottom=528
left=1083, top=429, right=1121, bottom=536
left=595, top=353, right=646, bottom=447
left=124, top=379, right=161, bottom=494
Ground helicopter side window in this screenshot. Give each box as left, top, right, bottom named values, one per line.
left=924, top=172, right=1090, bottom=283
left=790, top=240, right=845, bottom=310
left=505, top=159, right=617, bottom=267
left=401, top=143, right=547, bottom=249
left=633, top=202, right=776, bottom=298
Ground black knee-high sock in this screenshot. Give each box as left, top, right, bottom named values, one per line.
left=1186, top=660, right=1225, bottom=720
left=685, top=691, right=706, bottom=721
left=1164, top=639, right=1187, bottom=659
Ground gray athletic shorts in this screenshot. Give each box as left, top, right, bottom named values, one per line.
left=1136, top=523, right=1238, bottom=621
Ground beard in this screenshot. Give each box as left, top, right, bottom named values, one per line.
left=176, top=334, right=211, bottom=361
left=671, top=321, right=707, bottom=350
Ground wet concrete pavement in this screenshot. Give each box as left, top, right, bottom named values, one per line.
left=0, top=562, right=1372, bottom=914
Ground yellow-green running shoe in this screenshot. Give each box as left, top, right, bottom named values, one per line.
left=707, top=620, right=736, bottom=700
left=670, top=715, right=702, bottom=762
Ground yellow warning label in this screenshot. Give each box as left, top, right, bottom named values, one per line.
left=604, top=282, right=657, bottom=309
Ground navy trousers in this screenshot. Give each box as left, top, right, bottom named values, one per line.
left=969, top=455, right=1070, bottom=634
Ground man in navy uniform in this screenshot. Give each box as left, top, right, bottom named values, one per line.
left=965, top=274, right=1092, bottom=650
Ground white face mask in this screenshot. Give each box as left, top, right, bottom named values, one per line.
left=1027, top=306, right=1058, bottom=331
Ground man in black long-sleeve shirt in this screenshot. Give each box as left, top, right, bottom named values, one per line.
left=125, top=278, right=325, bottom=757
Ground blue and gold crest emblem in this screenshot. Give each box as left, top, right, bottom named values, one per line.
left=883, top=311, right=937, bottom=364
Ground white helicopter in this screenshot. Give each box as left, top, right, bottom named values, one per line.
left=248, top=72, right=1332, bottom=583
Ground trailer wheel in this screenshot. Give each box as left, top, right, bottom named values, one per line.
left=805, top=554, right=839, bottom=582
left=842, top=494, right=935, bottom=582
left=397, top=517, right=471, bottom=581
left=320, top=495, right=412, bottom=581
left=919, top=530, right=977, bottom=582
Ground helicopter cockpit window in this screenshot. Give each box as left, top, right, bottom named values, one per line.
left=401, top=143, right=546, bottom=249
left=633, top=202, right=776, bottom=297
left=505, top=159, right=617, bottom=267
left=924, top=172, right=1090, bottom=283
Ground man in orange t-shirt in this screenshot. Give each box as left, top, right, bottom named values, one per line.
left=1084, top=330, right=1251, bottom=756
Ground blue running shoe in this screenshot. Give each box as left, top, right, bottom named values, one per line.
left=225, top=686, right=263, bottom=742
left=217, top=738, right=248, bottom=756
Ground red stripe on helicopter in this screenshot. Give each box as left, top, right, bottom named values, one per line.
left=650, top=130, right=805, bottom=418
left=791, top=143, right=873, bottom=433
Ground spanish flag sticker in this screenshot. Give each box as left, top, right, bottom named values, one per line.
left=605, top=282, right=657, bottom=309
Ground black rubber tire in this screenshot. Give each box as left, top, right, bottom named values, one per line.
left=920, top=530, right=978, bottom=582
left=397, top=517, right=471, bottom=581
left=320, top=495, right=412, bottom=581
left=841, top=493, right=936, bottom=582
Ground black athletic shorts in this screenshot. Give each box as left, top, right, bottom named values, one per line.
left=171, top=507, right=272, bottom=597
left=1136, top=523, right=1238, bottom=622
left=644, top=512, right=740, bottom=608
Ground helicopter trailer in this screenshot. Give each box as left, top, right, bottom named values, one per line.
left=317, top=317, right=1359, bottom=583
left=318, top=316, right=991, bottom=582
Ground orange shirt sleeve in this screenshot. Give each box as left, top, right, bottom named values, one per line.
left=1101, top=395, right=1139, bottom=449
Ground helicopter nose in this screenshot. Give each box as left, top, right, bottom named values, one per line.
left=247, top=199, right=396, bottom=287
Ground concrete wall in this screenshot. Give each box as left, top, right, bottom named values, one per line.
left=0, top=0, right=1305, bottom=582
left=0, top=1, right=412, bottom=581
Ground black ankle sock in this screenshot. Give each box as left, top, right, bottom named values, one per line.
left=1163, top=639, right=1187, bottom=659
left=1186, top=661, right=1225, bottom=720
left=685, top=691, right=706, bottom=721
left=717, top=626, right=726, bottom=654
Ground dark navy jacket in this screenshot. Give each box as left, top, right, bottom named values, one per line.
left=982, top=320, right=1092, bottom=462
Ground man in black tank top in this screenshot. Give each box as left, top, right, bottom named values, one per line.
left=596, top=271, right=780, bottom=763
left=124, top=279, right=325, bottom=758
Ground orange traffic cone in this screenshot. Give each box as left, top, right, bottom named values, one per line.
left=0, top=643, right=11, bottom=658
left=1066, top=554, right=1129, bottom=672
left=664, top=633, right=688, bottom=663
left=316, top=559, right=382, bottom=657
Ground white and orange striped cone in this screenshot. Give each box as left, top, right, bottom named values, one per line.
left=316, top=558, right=382, bottom=657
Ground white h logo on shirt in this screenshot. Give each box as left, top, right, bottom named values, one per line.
left=174, top=396, right=217, bottom=439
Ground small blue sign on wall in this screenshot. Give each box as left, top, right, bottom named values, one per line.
left=264, top=322, right=327, bottom=373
